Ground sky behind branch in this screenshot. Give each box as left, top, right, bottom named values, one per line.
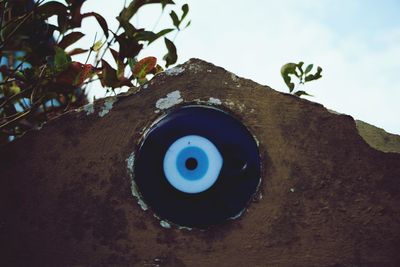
left=74, top=0, right=400, bottom=134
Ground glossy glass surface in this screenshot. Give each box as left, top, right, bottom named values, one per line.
left=134, top=105, right=261, bottom=227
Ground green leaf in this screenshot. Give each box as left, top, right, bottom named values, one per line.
left=54, top=46, right=71, bottom=72
left=280, top=63, right=297, bottom=92
left=116, top=60, right=126, bottom=80
left=305, top=64, right=313, bottom=74
left=58, top=32, right=85, bottom=49
left=137, top=77, right=148, bottom=85
left=152, top=28, right=174, bottom=43
left=135, top=31, right=158, bottom=42
left=281, top=63, right=297, bottom=76
left=119, top=0, right=174, bottom=23
left=184, top=20, right=191, bottom=29
left=316, top=66, right=323, bottom=77
left=294, top=90, right=313, bottom=97
left=128, top=58, right=138, bottom=71
left=133, top=57, right=157, bottom=78
left=161, top=0, right=175, bottom=9
left=92, top=40, right=103, bottom=52
left=118, top=2, right=138, bottom=22
left=163, top=37, right=177, bottom=67
left=136, top=28, right=174, bottom=44
left=151, top=64, right=164, bottom=75
left=295, top=62, right=304, bottom=77
left=284, top=76, right=295, bottom=92
left=118, top=20, right=138, bottom=37
left=181, top=4, right=189, bottom=21
left=13, top=71, right=26, bottom=82
left=10, top=83, right=21, bottom=95
left=305, top=66, right=323, bottom=82
left=157, top=28, right=175, bottom=36
left=170, top=11, right=180, bottom=29
left=304, top=74, right=314, bottom=82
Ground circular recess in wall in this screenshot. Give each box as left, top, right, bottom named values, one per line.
left=134, top=105, right=261, bottom=228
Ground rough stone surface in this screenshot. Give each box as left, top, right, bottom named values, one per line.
left=356, top=120, right=400, bottom=153
left=1, top=58, right=400, bottom=267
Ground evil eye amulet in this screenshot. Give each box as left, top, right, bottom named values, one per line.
left=134, top=105, right=261, bottom=228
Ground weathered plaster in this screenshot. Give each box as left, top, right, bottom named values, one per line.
left=155, top=90, right=183, bottom=110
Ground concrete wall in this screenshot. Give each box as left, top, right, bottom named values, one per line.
left=1, top=59, right=399, bottom=266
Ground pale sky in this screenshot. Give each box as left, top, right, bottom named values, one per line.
left=70, top=0, right=400, bottom=134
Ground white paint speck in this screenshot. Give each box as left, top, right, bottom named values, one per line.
left=224, top=100, right=235, bottom=107
left=83, top=103, right=94, bottom=115
left=155, top=90, right=183, bottom=110
left=165, top=66, right=185, bottom=76
left=327, top=109, right=342, bottom=115
left=126, top=152, right=135, bottom=174
left=207, top=69, right=212, bottom=73
left=208, top=97, right=222, bottom=105
left=230, top=208, right=246, bottom=220
left=160, top=220, right=171, bottom=229
left=253, top=134, right=260, bottom=147
left=98, top=97, right=117, bottom=117
left=188, top=63, right=202, bottom=74
left=126, top=152, right=148, bottom=211
left=231, top=72, right=239, bottom=82
left=290, top=188, right=295, bottom=193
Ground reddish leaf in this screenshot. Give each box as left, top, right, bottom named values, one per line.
left=133, top=57, right=157, bottom=78
left=37, top=1, right=68, bottom=18
left=56, top=62, right=93, bottom=87
left=74, top=63, right=93, bottom=86
left=110, top=48, right=120, bottom=62
left=110, top=49, right=126, bottom=80
left=99, top=60, right=118, bottom=87
left=115, top=33, right=143, bottom=59
left=149, top=64, right=164, bottom=75
left=67, top=48, right=89, bottom=56
left=66, top=0, right=85, bottom=5
left=99, top=60, right=131, bottom=88
left=82, top=12, right=109, bottom=38
left=163, top=37, right=177, bottom=67
left=58, top=32, right=85, bottom=49
left=69, top=0, right=85, bottom=28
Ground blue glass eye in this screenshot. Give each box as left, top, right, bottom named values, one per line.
left=163, top=135, right=223, bottom=193
left=134, top=105, right=261, bottom=228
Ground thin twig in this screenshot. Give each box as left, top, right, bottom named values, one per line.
left=85, top=32, right=97, bottom=65
left=0, top=109, right=31, bottom=130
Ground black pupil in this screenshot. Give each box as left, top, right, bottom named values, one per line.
left=185, top=157, right=198, bottom=170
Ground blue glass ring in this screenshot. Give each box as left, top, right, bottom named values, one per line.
left=164, top=135, right=223, bottom=193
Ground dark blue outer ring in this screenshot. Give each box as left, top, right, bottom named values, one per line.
left=134, top=105, right=261, bottom=228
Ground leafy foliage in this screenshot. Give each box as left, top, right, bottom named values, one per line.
left=281, top=61, right=323, bottom=97
left=0, top=0, right=190, bottom=144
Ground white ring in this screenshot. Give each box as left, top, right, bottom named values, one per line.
left=163, top=135, right=223, bottom=193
